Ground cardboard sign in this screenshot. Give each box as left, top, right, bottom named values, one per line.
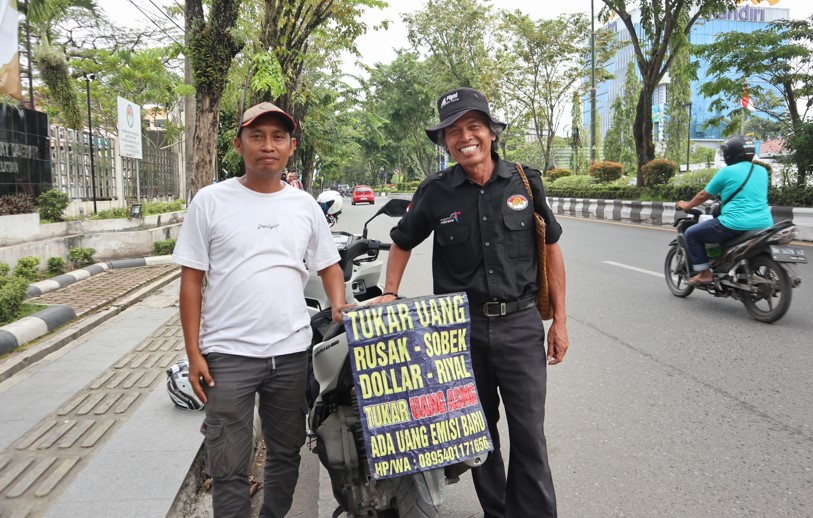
left=343, top=293, right=493, bottom=479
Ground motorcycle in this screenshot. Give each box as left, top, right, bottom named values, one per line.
left=665, top=206, right=806, bottom=323
left=305, top=198, right=483, bottom=517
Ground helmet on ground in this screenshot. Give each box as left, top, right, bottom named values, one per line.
left=317, top=190, right=343, bottom=216
left=720, top=135, right=756, bottom=166
left=166, top=358, right=204, bottom=411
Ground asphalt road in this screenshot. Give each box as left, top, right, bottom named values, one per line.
left=292, top=197, right=813, bottom=517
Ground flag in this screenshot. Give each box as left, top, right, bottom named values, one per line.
left=0, top=0, right=22, bottom=101
left=741, top=83, right=756, bottom=111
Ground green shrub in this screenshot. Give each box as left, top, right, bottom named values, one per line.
left=92, top=207, right=129, bottom=220
left=547, top=168, right=572, bottom=181
left=68, top=248, right=96, bottom=268
left=47, top=257, right=66, bottom=276
left=0, top=276, right=29, bottom=324
left=641, top=159, right=678, bottom=187
left=550, top=175, right=593, bottom=189
left=608, top=176, right=636, bottom=187
left=546, top=184, right=642, bottom=200
left=0, top=193, right=36, bottom=216
left=0, top=262, right=9, bottom=277
left=143, top=200, right=185, bottom=216
left=36, top=189, right=70, bottom=221
left=13, top=256, right=40, bottom=282
left=669, top=168, right=716, bottom=187
left=769, top=186, right=813, bottom=207
left=153, top=239, right=176, bottom=256
left=89, top=200, right=186, bottom=220
left=588, top=161, right=624, bottom=183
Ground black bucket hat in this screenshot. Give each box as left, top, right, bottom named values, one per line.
left=425, top=87, right=506, bottom=145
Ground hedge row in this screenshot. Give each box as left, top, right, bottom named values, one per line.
left=544, top=184, right=813, bottom=207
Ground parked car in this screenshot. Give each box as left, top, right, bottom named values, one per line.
left=351, top=185, right=375, bottom=205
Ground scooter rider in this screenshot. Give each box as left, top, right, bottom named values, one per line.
left=378, top=87, right=568, bottom=518
left=676, top=135, right=773, bottom=285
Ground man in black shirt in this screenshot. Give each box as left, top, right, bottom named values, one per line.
left=380, top=87, right=569, bottom=518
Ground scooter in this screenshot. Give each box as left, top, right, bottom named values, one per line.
left=304, top=197, right=410, bottom=317
left=665, top=206, right=805, bottom=323
left=305, top=198, right=484, bottom=517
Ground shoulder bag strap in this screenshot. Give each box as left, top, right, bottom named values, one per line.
left=515, top=163, right=553, bottom=320
left=721, top=162, right=755, bottom=207
left=514, top=163, right=544, bottom=227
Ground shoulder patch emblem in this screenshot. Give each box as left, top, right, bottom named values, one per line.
left=507, top=195, right=528, bottom=211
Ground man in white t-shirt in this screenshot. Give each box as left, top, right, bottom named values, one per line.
left=173, top=102, right=348, bottom=518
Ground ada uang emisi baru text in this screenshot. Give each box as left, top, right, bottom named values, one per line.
left=344, top=293, right=493, bottom=479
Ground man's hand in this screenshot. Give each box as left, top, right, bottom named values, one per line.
left=370, top=293, right=398, bottom=305
left=676, top=200, right=689, bottom=211
left=331, top=303, right=357, bottom=323
left=187, top=354, right=214, bottom=404
left=547, top=318, right=569, bottom=365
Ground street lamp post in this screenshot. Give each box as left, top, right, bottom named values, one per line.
left=590, top=0, right=597, bottom=164
left=23, top=0, right=34, bottom=108
left=83, top=74, right=98, bottom=214
left=686, top=102, right=692, bottom=173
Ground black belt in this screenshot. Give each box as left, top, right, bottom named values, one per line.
left=482, top=296, right=537, bottom=317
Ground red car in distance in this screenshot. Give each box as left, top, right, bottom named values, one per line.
left=351, top=185, right=375, bottom=205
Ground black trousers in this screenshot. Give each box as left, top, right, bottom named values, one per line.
left=469, top=307, right=557, bottom=518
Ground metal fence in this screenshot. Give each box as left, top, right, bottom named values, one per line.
left=50, top=125, right=180, bottom=203
left=50, top=125, right=116, bottom=200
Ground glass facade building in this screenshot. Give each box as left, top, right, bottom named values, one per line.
left=585, top=4, right=789, bottom=144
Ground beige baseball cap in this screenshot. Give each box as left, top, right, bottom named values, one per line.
left=237, top=102, right=296, bottom=135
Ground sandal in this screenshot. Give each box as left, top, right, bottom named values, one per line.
left=687, top=275, right=712, bottom=286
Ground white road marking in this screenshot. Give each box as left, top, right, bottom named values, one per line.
left=603, top=261, right=664, bottom=279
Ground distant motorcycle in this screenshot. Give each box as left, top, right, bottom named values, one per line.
left=665, top=207, right=806, bottom=323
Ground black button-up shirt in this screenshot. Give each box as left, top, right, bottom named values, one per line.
left=390, top=154, right=562, bottom=306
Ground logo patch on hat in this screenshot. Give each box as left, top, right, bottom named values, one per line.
left=507, top=195, right=528, bottom=210
left=440, top=92, right=460, bottom=108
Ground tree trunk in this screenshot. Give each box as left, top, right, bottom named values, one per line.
left=633, top=83, right=656, bottom=186
left=189, top=93, right=221, bottom=198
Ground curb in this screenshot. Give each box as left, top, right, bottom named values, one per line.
left=548, top=197, right=813, bottom=241
left=25, top=255, right=174, bottom=298
left=0, top=267, right=181, bottom=383
left=0, top=305, right=76, bottom=356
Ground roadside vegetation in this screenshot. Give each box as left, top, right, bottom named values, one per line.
left=4, top=0, right=812, bottom=204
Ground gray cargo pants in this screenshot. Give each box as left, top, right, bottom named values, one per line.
left=202, top=351, right=308, bottom=518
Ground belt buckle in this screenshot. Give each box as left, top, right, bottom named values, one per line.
left=483, top=302, right=507, bottom=317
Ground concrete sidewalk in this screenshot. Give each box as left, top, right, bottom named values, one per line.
left=0, top=263, right=203, bottom=517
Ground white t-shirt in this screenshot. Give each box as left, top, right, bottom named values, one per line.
left=172, top=178, right=340, bottom=358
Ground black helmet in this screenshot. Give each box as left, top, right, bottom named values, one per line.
left=720, top=135, right=755, bottom=166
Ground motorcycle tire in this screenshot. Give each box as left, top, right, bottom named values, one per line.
left=392, top=475, right=439, bottom=518
left=664, top=245, right=694, bottom=298
left=741, top=255, right=792, bottom=323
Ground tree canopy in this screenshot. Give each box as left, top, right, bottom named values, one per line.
left=600, top=0, right=739, bottom=184
left=695, top=16, right=813, bottom=184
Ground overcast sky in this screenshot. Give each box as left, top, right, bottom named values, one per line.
left=103, top=0, right=813, bottom=71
